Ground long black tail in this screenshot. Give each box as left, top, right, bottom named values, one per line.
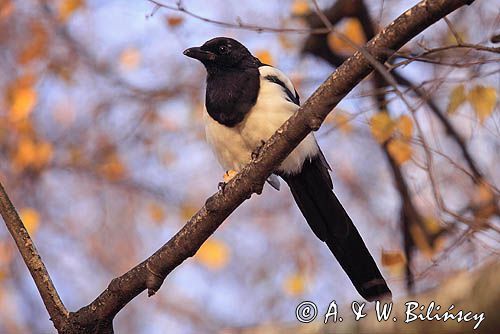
left=281, top=155, right=391, bottom=302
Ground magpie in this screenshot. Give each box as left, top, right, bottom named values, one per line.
left=184, top=37, right=391, bottom=302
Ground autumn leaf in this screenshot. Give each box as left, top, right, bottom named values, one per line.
left=10, top=86, right=37, bottom=121
left=12, top=137, right=53, bottom=171
left=255, top=50, right=273, bottom=66
left=387, top=139, right=412, bottom=165
left=119, top=48, right=141, bottom=71
left=148, top=202, right=166, bottom=223
left=166, top=15, right=184, bottom=27
left=59, top=0, right=84, bottom=22
left=381, top=249, right=406, bottom=276
left=196, top=239, right=229, bottom=270
left=99, top=154, right=127, bottom=181
left=370, top=111, right=395, bottom=143
left=468, top=85, right=497, bottom=124
left=422, top=216, right=442, bottom=235
left=327, top=19, right=366, bottom=55
left=291, top=0, right=310, bottom=16
left=19, top=208, right=40, bottom=235
left=283, top=272, right=306, bottom=296
left=447, top=84, right=467, bottom=114
left=396, top=115, right=413, bottom=139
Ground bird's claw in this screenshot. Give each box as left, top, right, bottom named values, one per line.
left=251, top=140, right=266, bottom=160
left=219, top=170, right=238, bottom=193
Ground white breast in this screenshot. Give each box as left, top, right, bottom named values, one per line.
left=204, top=66, right=319, bottom=176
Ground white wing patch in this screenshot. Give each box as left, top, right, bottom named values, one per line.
left=258, top=66, right=297, bottom=102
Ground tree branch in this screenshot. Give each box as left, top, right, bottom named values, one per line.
left=0, top=182, right=68, bottom=330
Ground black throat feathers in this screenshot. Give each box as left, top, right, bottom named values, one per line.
left=205, top=66, right=260, bottom=127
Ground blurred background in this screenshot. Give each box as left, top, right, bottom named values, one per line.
left=0, top=0, right=498, bottom=333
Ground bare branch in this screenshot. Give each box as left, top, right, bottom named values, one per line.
left=0, top=182, right=68, bottom=331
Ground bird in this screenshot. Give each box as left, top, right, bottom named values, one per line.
left=184, top=37, right=391, bottom=302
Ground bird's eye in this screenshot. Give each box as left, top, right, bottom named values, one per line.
left=218, top=45, right=229, bottom=54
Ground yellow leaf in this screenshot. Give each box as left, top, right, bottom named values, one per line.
left=12, top=137, right=53, bottom=171
left=381, top=250, right=406, bottom=267
left=12, top=137, right=36, bottom=170
left=166, top=15, right=183, bottom=27
left=196, top=239, right=229, bottom=270
left=119, top=48, right=141, bottom=71
left=10, top=87, right=37, bottom=121
left=422, top=216, right=442, bottom=235
left=148, top=203, right=166, bottom=223
left=381, top=249, right=406, bottom=276
left=387, top=139, right=412, bottom=165
left=291, top=0, right=310, bottom=16
left=396, top=115, right=413, bottom=139
left=327, top=19, right=366, bottom=55
left=19, top=208, right=40, bottom=235
left=468, top=85, right=497, bottom=124
left=59, top=0, right=84, bottom=22
left=283, top=273, right=306, bottom=296
left=370, top=112, right=395, bottom=143
left=255, top=50, right=273, bottom=66
left=99, top=154, right=126, bottom=181
left=447, top=84, right=467, bottom=114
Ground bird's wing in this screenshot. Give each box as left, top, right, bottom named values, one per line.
left=258, top=65, right=300, bottom=105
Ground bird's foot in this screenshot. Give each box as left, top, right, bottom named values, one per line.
left=218, top=170, right=238, bottom=192
left=251, top=140, right=266, bottom=160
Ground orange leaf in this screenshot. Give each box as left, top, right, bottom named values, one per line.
left=59, top=0, right=84, bottom=22
left=468, top=85, right=497, bottom=124
left=387, top=139, right=412, bottom=165
left=196, top=239, right=229, bottom=270
left=19, top=208, right=40, bottom=236
left=381, top=249, right=406, bottom=267
left=283, top=272, right=306, bottom=296
left=166, top=15, right=184, bottom=27
left=370, top=111, right=395, bottom=143
left=255, top=50, right=273, bottom=66
left=396, top=115, right=413, bottom=139
left=291, top=0, right=310, bottom=16
left=10, top=87, right=37, bottom=121
left=327, top=19, right=366, bottom=55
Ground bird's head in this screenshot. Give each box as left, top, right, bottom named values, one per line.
left=184, top=37, right=259, bottom=71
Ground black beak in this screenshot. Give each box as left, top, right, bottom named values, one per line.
left=183, top=47, right=216, bottom=62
